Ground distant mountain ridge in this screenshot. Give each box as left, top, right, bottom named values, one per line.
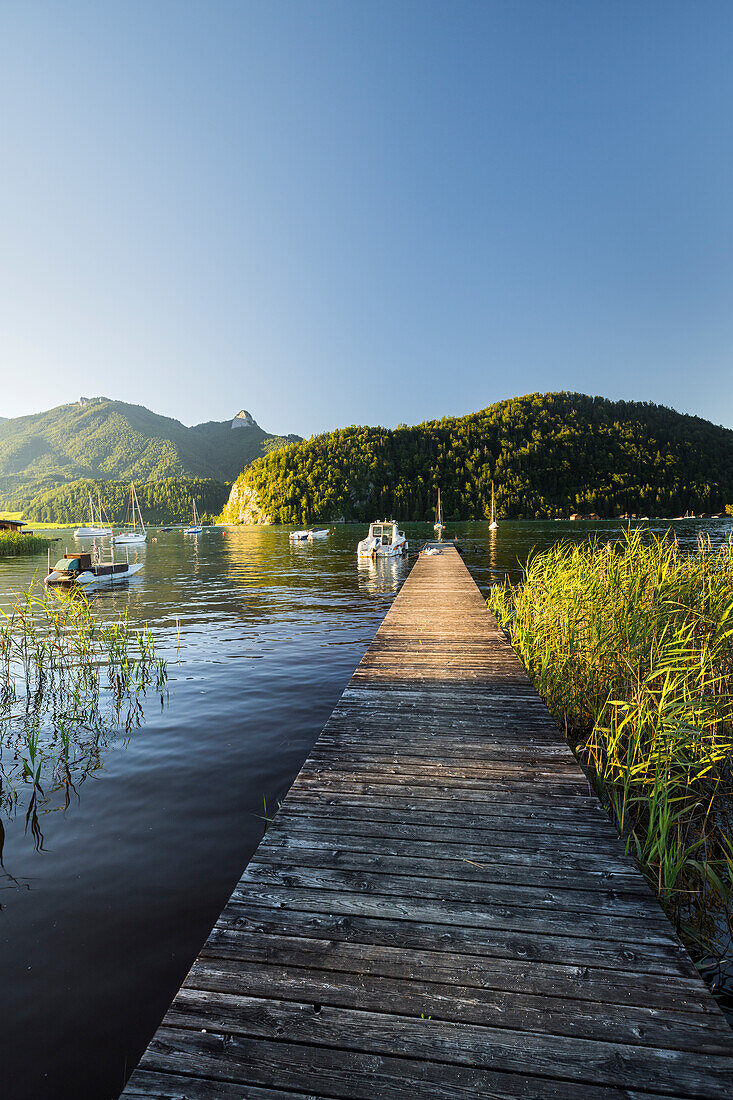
left=0, top=397, right=301, bottom=507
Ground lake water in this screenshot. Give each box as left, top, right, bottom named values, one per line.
left=1, top=518, right=731, bottom=1099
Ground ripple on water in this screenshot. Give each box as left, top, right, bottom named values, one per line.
left=0, top=518, right=731, bottom=1099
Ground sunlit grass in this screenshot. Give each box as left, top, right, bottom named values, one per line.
left=488, top=528, right=733, bottom=969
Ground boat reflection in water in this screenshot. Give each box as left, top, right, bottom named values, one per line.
left=356, top=551, right=409, bottom=596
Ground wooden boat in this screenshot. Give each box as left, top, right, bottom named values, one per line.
left=44, top=548, right=143, bottom=587
left=488, top=482, right=498, bottom=531
left=74, top=492, right=112, bottom=538
left=185, top=499, right=203, bottom=534
left=112, top=482, right=147, bottom=544
left=357, top=520, right=408, bottom=558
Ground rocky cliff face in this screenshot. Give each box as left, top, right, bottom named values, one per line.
left=219, top=479, right=271, bottom=524
left=231, top=409, right=257, bottom=429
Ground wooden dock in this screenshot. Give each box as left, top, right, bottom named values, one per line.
left=123, top=545, right=733, bottom=1099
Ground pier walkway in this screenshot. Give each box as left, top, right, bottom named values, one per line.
left=123, top=546, right=732, bottom=1098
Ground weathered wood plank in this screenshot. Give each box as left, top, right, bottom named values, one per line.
left=121, top=545, right=732, bottom=1099
left=214, top=900, right=697, bottom=976
left=133, top=1028, right=683, bottom=1100
left=200, top=928, right=717, bottom=1013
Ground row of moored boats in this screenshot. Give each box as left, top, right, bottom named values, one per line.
left=44, top=488, right=464, bottom=587
left=45, top=485, right=204, bottom=587
left=74, top=485, right=203, bottom=542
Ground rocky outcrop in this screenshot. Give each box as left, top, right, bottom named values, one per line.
left=231, top=409, right=257, bottom=429
left=219, top=479, right=271, bottom=524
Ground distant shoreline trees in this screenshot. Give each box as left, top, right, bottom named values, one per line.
left=22, top=478, right=230, bottom=524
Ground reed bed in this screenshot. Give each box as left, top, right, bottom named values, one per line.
left=0, top=531, right=52, bottom=556
left=0, top=582, right=167, bottom=847
left=488, top=529, right=733, bottom=975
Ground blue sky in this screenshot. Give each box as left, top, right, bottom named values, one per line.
left=2, top=1, right=733, bottom=435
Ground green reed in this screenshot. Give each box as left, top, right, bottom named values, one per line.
left=488, top=528, right=733, bottom=965
left=0, top=531, right=52, bottom=556
left=0, top=582, right=167, bottom=845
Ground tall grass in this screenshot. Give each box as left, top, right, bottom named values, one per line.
left=488, top=529, right=733, bottom=970
left=0, top=531, right=52, bottom=556
left=0, top=583, right=167, bottom=849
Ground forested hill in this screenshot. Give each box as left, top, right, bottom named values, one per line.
left=23, top=477, right=229, bottom=525
left=0, top=398, right=300, bottom=507
left=222, top=393, right=733, bottom=523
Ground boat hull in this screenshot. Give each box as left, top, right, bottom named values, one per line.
left=357, top=545, right=407, bottom=558
left=45, top=563, right=144, bottom=586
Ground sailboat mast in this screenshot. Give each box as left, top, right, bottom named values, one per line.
left=131, top=482, right=145, bottom=534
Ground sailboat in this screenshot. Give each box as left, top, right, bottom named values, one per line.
left=112, top=483, right=147, bottom=544
left=185, top=498, right=203, bottom=534
left=74, top=492, right=112, bottom=538
left=488, top=482, right=498, bottom=531
left=433, top=489, right=445, bottom=540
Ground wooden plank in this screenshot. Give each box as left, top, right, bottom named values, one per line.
left=170, top=964, right=733, bottom=1053
left=253, top=842, right=649, bottom=892
left=121, top=545, right=732, bottom=1099
left=134, top=1028, right=683, bottom=1100
left=215, top=900, right=697, bottom=976
left=200, top=928, right=717, bottom=1013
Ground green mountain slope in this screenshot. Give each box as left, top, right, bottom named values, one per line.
left=0, top=398, right=300, bottom=506
left=221, top=393, right=733, bottom=523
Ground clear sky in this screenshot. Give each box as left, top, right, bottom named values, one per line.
left=2, top=1, right=733, bottom=435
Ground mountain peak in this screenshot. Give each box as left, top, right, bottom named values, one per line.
left=231, top=409, right=257, bottom=429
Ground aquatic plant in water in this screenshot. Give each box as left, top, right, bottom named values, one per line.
left=0, top=531, right=53, bottom=556
left=0, top=582, right=167, bottom=854
left=488, top=529, right=733, bottom=991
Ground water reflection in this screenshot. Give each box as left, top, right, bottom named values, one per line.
left=0, top=517, right=732, bottom=1099
left=356, top=553, right=409, bottom=595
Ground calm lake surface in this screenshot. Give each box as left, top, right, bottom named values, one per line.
left=1, top=518, right=731, bottom=1099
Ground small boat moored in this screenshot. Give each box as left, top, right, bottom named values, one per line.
left=289, top=527, right=331, bottom=542
left=357, top=520, right=408, bottom=559
left=185, top=498, right=203, bottom=534
left=434, top=489, right=445, bottom=540
left=45, top=549, right=143, bottom=587
left=74, top=492, right=112, bottom=538
left=112, top=482, right=147, bottom=545
left=488, top=481, right=498, bottom=531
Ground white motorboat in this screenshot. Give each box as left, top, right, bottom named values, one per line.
left=290, top=527, right=331, bottom=542
left=185, top=498, right=203, bottom=534
left=434, top=489, right=445, bottom=540
left=112, top=482, right=147, bottom=544
left=45, top=547, right=143, bottom=587
left=74, top=492, right=112, bottom=538
left=357, top=520, right=408, bottom=559
left=488, top=482, right=498, bottom=531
